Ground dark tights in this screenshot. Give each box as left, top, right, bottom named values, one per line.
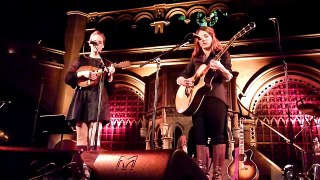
left=192, top=97, right=228, bottom=145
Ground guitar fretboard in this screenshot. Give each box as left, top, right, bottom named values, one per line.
left=239, top=121, right=245, bottom=160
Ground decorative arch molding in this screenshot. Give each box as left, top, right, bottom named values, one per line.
left=108, top=119, right=144, bottom=127
left=186, top=6, right=208, bottom=18
left=208, top=3, right=229, bottom=13
left=240, top=63, right=320, bottom=115
left=116, top=14, right=134, bottom=23
left=134, top=12, right=154, bottom=23
left=84, top=1, right=230, bottom=34
left=168, top=122, right=184, bottom=137
left=98, top=15, right=116, bottom=24
left=165, top=8, right=187, bottom=20
left=113, top=73, right=145, bottom=99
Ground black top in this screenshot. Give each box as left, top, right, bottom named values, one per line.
left=179, top=51, right=232, bottom=106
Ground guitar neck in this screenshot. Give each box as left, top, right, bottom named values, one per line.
left=239, top=120, right=245, bottom=156
left=215, top=36, right=237, bottom=62
left=215, top=22, right=256, bottom=62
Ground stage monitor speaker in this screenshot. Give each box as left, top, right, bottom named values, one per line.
left=81, top=149, right=208, bottom=180
left=0, top=146, right=81, bottom=179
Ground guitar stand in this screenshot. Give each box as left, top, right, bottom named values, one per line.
left=306, top=163, right=320, bottom=180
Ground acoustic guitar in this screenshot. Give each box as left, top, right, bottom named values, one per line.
left=76, top=61, right=131, bottom=87
left=175, top=22, right=256, bottom=116
left=227, top=119, right=259, bottom=180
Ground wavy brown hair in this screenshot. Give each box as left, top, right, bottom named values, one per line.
left=191, top=26, right=222, bottom=60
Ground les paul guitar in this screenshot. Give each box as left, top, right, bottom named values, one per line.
left=76, top=61, right=131, bottom=87
left=175, top=22, right=256, bottom=116
left=227, top=119, right=259, bottom=180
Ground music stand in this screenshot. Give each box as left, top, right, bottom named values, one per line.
left=38, top=114, right=73, bottom=149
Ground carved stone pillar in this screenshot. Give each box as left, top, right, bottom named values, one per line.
left=140, top=127, right=148, bottom=138
left=160, top=122, right=169, bottom=137
left=160, top=122, right=169, bottom=149
left=162, top=137, right=172, bottom=149
left=145, top=139, right=150, bottom=150
left=55, top=11, right=88, bottom=114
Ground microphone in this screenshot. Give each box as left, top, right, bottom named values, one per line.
left=0, top=100, right=11, bottom=104
left=269, top=17, right=276, bottom=22
left=88, top=40, right=98, bottom=46
left=192, top=33, right=204, bottom=41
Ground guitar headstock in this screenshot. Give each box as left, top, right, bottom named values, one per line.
left=234, top=22, right=256, bottom=39
left=114, top=61, right=131, bottom=69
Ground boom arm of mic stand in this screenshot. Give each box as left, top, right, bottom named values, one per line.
left=144, top=40, right=190, bottom=149
left=237, top=97, right=305, bottom=152
left=139, top=41, right=190, bottom=68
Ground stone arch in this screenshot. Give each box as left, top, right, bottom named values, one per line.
left=113, top=73, right=144, bottom=99
left=208, top=3, right=229, bottom=13
left=100, top=73, right=145, bottom=150
left=98, top=15, right=116, bottom=24
left=186, top=6, right=208, bottom=18
left=116, top=14, right=134, bottom=22
left=240, top=63, right=320, bottom=116
left=134, top=11, right=154, bottom=23
left=165, top=8, right=187, bottom=20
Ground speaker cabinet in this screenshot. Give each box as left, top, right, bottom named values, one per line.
left=81, top=149, right=207, bottom=180
left=0, top=146, right=81, bottom=179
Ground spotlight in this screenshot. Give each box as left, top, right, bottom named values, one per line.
left=283, top=164, right=294, bottom=180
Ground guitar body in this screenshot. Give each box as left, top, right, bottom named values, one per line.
left=227, top=149, right=259, bottom=180
left=175, top=64, right=215, bottom=116
left=175, top=22, right=256, bottom=116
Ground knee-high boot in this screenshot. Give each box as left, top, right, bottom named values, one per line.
left=212, top=144, right=226, bottom=180
left=196, top=145, right=210, bottom=177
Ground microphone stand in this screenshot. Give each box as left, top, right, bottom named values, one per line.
left=271, top=18, right=290, bottom=122
left=0, top=102, right=9, bottom=109
left=271, top=18, right=307, bottom=175
left=140, top=34, right=193, bottom=150
left=91, top=45, right=106, bottom=151
left=31, top=65, right=45, bottom=146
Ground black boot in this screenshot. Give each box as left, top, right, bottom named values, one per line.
left=211, top=144, right=226, bottom=180
left=196, top=145, right=210, bottom=179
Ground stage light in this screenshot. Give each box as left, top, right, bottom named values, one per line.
left=283, top=164, right=294, bottom=180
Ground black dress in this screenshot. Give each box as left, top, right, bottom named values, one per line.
left=65, top=56, right=113, bottom=126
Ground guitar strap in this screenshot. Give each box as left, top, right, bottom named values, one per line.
left=232, top=147, right=239, bottom=180
left=203, top=51, right=216, bottom=64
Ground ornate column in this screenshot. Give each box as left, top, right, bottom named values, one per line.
left=160, top=122, right=170, bottom=149
left=54, top=11, right=88, bottom=114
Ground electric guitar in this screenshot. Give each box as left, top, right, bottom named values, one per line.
left=227, top=119, right=259, bottom=180
left=175, top=22, right=256, bottom=116
left=76, top=60, right=131, bottom=87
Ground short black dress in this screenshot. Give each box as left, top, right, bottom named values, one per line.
left=65, top=56, right=114, bottom=126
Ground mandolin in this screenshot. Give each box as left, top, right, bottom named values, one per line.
left=76, top=61, right=131, bottom=87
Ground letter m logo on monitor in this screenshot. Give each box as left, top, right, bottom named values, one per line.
left=116, top=155, right=138, bottom=170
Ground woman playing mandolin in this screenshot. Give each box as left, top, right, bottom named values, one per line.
left=65, top=30, right=115, bottom=152
left=176, top=26, right=233, bottom=179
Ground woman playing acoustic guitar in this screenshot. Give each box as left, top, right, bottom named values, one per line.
left=176, top=26, right=233, bottom=179
left=65, top=30, right=115, bottom=152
